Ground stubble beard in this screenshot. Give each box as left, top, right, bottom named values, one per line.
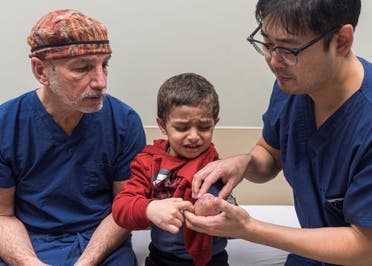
left=48, top=72, right=105, bottom=113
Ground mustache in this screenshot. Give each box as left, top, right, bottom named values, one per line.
left=82, top=90, right=106, bottom=98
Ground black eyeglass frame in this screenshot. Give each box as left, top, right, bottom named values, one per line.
left=247, top=24, right=340, bottom=64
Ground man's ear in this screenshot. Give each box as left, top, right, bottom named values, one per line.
left=31, top=57, right=50, bottom=86
left=335, top=24, right=354, bottom=57
left=214, top=117, right=220, bottom=125
left=156, top=117, right=168, bottom=135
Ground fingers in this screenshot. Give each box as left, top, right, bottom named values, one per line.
left=171, top=198, right=192, bottom=222
left=184, top=210, right=208, bottom=230
left=192, top=167, right=208, bottom=198
left=192, top=162, right=220, bottom=198
left=217, top=181, right=234, bottom=199
left=178, top=199, right=194, bottom=213
left=147, top=198, right=196, bottom=234
left=165, top=201, right=194, bottom=233
left=184, top=198, right=246, bottom=238
left=184, top=210, right=222, bottom=235
left=213, top=197, right=231, bottom=213
left=156, top=208, right=185, bottom=234
left=175, top=209, right=185, bottom=222
left=161, top=217, right=183, bottom=234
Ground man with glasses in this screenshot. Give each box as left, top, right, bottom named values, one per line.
left=185, top=0, right=372, bottom=265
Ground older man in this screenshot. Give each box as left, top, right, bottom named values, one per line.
left=0, top=9, right=145, bottom=265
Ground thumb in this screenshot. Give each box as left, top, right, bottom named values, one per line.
left=214, top=197, right=235, bottom=215
left=217, top=181, right=234, bottom=199
left=179, top=200, right=194, bottom=212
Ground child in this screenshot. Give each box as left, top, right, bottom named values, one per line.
left=112, top=73, right=235, bottom=266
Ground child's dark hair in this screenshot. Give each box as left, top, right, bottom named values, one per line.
left=157, top=73, right=219, bottom=123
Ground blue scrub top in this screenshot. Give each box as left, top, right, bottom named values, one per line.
left=262, top=57, right=372, bottom=265
left=0, top=91, right=146, bottom=264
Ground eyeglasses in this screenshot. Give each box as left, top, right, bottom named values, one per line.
left=247, top=24, right=339, bottom=66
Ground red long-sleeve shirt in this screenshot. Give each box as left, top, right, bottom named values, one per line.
left=112, top=139, right=219, bottom=266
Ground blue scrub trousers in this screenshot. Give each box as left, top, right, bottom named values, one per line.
left=0, top=231, right=137, bottom=266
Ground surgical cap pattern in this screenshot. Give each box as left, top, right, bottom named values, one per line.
left=27, top=9, right=112, bottom=60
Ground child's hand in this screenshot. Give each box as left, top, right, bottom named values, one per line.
left=146, top=198, right=193, bottom=234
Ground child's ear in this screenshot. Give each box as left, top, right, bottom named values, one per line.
left=156, top=117, right=168, bottom=135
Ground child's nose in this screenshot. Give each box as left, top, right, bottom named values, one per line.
left=187, top=128, right=200, bottom=141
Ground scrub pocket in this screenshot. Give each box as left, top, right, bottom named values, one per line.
left=323, top=198, right=348, bottom=226
left=82, top=162, right=113, bottom=197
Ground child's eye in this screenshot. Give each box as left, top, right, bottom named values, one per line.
left=174, top=126, right=188, bottom=132
left=198, top=126, right=212, bottom=131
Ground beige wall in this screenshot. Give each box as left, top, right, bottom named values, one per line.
left=145, top=126, right=294, bottom=205
left=1, top=1, right=371, bottom=127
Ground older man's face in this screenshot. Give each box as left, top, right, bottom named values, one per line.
left=46, top=54, right=111, bottom=113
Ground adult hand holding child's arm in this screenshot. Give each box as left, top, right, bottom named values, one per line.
left=185, top=197, right=251, bottom=239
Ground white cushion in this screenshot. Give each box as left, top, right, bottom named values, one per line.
left=131, top=205, right=300, bottom=266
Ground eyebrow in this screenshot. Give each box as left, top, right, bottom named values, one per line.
left=67, top=55, right=111, bottom=64
left=261, top=29, right=301, bottom=45
left=172, top=118, right=214, bottom=124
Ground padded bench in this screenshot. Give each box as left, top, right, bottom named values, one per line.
left=132, top=205, right=300, bottom=266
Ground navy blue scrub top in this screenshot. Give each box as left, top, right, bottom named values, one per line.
left=0, top=91, right=146, bottom=234
left=262, top=57, right=372, bottom=264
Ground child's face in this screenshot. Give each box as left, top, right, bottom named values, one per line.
left=157, top=105, right=218, bottom=159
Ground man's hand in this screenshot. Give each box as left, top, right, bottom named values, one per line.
left=192, top=155, right=250, bottom=199
left=185, top=197, right=251, bottom=239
